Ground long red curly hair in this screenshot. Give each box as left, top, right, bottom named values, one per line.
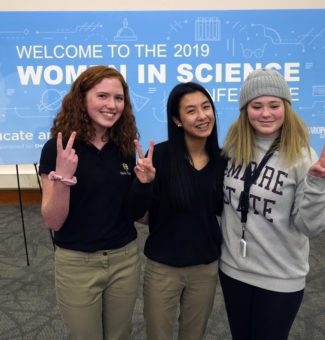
left=50, top=65, right=139, bottom=156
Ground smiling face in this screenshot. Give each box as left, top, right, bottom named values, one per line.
left=85, top=77, right=125, bottom=135
left=247, top=96, right=285, bottom=138
left=173, top=91, right=215, bottom=143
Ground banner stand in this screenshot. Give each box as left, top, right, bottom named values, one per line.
left=15, top=164, right=55, bottom=266
left=15, top=164, right=30, bottom=266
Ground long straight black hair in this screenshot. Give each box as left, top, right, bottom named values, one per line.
left=167, top=82, right=222, bottom=210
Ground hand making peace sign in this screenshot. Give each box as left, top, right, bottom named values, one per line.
left=308, top=145, right=325, bottom=178
left=134, top=139, right=156, bottom=184
left=55, top=132, right=79, bottom=179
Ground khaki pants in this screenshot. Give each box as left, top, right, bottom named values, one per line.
left=54, top=241, right=140, bottom=340
left=144, top=259, right=218, bottom=340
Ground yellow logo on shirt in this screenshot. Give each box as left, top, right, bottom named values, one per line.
left=120, top=163, right=131, bottom=176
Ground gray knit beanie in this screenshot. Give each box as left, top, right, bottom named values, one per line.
left=239, top=68, right=291, bottom=109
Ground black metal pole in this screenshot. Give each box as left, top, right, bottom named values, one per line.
left=15, top=164, right=30, bottom=266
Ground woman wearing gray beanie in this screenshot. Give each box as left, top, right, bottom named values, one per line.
left=219, top=68, right=325, bottom=340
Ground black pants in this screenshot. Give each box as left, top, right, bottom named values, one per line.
left=219, top=269, right=304, bottom=340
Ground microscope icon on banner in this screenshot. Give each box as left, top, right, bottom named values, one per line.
left=114, top=18, right=137, bottom=42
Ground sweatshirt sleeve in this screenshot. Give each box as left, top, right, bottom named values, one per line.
left=293, top=148, right=325, bottom=237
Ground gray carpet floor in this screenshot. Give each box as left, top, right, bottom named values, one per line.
left=0, top=204, right=324, bottom=339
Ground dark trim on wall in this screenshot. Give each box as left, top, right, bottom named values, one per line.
left=0, top=189, right=42, bottom=205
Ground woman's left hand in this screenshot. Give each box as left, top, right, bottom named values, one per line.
left=308, top=146, right=325, bottom=178
left=134, top=139, right=156, bottom=183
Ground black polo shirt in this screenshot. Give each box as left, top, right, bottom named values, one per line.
left=39, top=138, right=138, bottom=252
left=130, top=141, right=225, bottom=267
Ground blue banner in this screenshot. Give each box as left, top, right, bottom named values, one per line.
left=0, top=10, right=324, bottom=164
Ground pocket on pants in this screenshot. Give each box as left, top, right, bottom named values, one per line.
left=109, top=242, right=141, bottom=292
left=54, top=247, right=102, bottom=307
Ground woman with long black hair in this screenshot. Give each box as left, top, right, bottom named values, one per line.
left=132, top=82, right=226, bottom=340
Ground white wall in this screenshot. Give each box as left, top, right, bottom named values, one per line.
left=2, top=0, right=325, bottom=10
left=0, top=0, right=324, bottom=188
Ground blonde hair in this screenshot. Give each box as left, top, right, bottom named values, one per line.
left=222, top=101, right=310, bottom=166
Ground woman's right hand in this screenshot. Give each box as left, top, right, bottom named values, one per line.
left=134, top=139, right=156, bottom=184
left=308, top=145, right=325, bottom=178
left=55, top=131, right=78, bottom=179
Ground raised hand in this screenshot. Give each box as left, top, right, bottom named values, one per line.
left=134, top=139, right=156, bottom=183
left=55, top=132, right=78, bottom=179
left=308, top=146, right=325, bottom=178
